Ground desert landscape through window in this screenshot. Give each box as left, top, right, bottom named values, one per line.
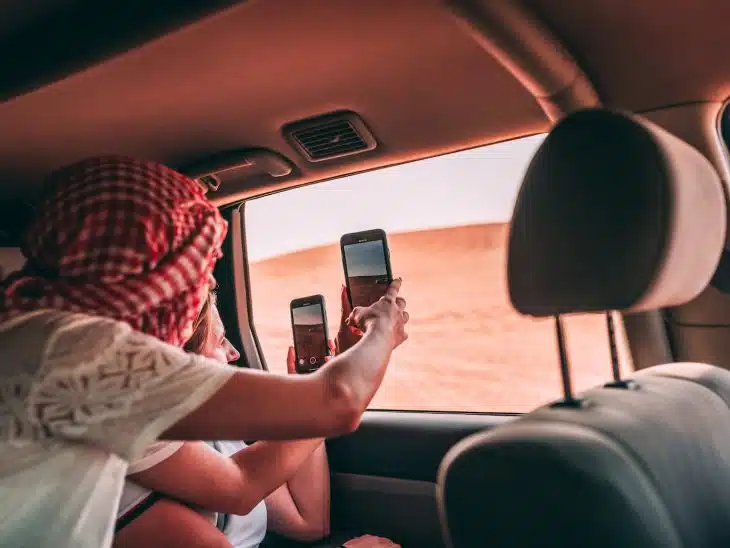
left=245, top=135, right=632, bottom=412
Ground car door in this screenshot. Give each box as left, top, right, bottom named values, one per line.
left=326, top=411, right=513, bottom=547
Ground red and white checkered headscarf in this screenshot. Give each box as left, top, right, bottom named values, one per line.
left=0, top=155, right=228, bottom=347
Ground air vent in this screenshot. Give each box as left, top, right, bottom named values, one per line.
left=285, top=111, right=377, bottom=162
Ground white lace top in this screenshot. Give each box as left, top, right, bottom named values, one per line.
left=0, top=309, right=237, bottom=548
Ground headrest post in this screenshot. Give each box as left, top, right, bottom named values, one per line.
left=554, top=315, right=579, bottom=406
left=606, top=312, right=621, bottom=382
left=603, top=311, right=638, bottom=390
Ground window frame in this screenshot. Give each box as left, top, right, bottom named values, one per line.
left=234, top=137, right=634, bottom=414
left=230, top=203, right=267, bottom=371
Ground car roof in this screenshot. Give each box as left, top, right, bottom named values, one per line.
left=0, top=0, right=728, bottom=204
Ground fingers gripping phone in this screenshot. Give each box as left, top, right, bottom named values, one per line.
left=340, top=229, right=393, bottom=309
left=290, top=295, right=330, bottom=374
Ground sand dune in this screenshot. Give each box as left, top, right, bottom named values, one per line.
left=248, top=224, right=631, bottom=412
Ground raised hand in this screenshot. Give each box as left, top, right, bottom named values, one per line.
left=346, top=278, right=409, bottom=350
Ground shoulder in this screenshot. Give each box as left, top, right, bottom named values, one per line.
left=0, top=310, right=133, bottom=380
left=1, top=310, right=236, bottom=458
left=0, top=309, right=130, bottom=348
left=19, top=310, right=196, bottom=382
left=43, top=311, right=133, bottom=373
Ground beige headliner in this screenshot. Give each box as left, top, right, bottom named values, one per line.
left=0, top=0, right=729, bottom=204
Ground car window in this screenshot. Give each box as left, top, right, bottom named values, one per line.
left=244, top=135, right=632, bottom=412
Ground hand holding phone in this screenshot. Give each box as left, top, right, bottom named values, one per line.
left=287, top=340, right=335, bottom=374
left=340, top=229, right=393, bottom=309
left=335, top=284, right=363, bottom=355
left=290, top=295, right=330, bottom=374
left=346, top=278, right=409, bottom=350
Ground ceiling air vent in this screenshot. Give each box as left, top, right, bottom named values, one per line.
left=284, top=111, right=377, bottom=163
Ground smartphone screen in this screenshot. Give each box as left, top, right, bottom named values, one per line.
left=341, top=229, right=393, bottom=309
left=290, top=295, right=329, bottom=374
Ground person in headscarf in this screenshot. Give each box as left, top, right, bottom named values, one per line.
left=0, top=156, right=408, bottom=548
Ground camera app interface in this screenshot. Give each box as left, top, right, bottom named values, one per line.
left=292, top=303, right=327, bottom=372
left=344, top=239, right=389, bottom=308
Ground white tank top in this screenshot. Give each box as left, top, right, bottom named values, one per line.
left=216, top=441, right=268, bottom=547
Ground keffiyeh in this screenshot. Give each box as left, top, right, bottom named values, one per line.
left=0, top=155, right=227, bottom=346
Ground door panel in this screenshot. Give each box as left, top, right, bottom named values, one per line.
left=326, top=411, right=516, bottom=547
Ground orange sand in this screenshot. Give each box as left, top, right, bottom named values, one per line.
left=248, top=224, right=631, bottom=413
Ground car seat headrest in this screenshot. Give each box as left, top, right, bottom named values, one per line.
left=508, top=109, right=727, bottom=318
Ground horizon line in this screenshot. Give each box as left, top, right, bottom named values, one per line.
left=248, top=220, right=509, bottom=263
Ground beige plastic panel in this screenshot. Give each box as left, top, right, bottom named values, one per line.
left=671, top=325, right=730, bottom=371
left=623, top=311, right=672, bottom=370
left=644, top=102, right=730, bottom=327
left=445, top=0, right=599, bottom=120
left=668, top=284, right=730, bottom=326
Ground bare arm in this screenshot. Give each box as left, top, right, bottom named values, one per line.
left=129, top=438, right=324, bottom=516
left=112, top=498, right=230, bottom=548
left=266, top=442, right=330, bottom=542
left=261, top=347, right=331, bottom=541
left=130, top=344, right=329, bottom=522
left=162, top=279, right=407, bottom=442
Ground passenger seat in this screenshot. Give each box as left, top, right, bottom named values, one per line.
left=437, top=109, right=730, bottom=548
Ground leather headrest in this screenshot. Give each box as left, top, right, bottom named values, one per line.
left=508, top=109, right=726, bottom=317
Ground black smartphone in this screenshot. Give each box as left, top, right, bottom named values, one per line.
left=340, top=229, right=393, bottom=309
left=290, top=294, right=330, bottom=374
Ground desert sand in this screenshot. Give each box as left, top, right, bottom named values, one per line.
left=249, top=223, right=631, bottom=413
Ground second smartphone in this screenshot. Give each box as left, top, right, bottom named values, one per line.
left=290, top=294, right=330, bottom=374
left=340, top=228, right=393, bottom=309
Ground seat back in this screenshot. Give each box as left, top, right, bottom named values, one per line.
left=438, top=109, right=730, bottom=548
left=0, top=199, right=32, bottom=278
left=441, top=367, right=730, bottom=547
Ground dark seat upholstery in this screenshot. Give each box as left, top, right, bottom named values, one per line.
left=0, top=200, right=33, bottom=279
left=440, top=370, right=730, bottom=548
left=437, top=109, right=730, bottom=548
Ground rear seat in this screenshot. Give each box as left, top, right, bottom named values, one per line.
left=0, top=247, right=24, bottom=278
left=0, top=200, right=32, bottom=278
left=437, top=109, right=730, bottom=548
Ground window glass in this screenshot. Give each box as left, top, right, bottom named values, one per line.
left=245, top=135, right=632, bottom=412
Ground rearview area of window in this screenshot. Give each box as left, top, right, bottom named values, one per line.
left=244, top=135, right=631, bottom=413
